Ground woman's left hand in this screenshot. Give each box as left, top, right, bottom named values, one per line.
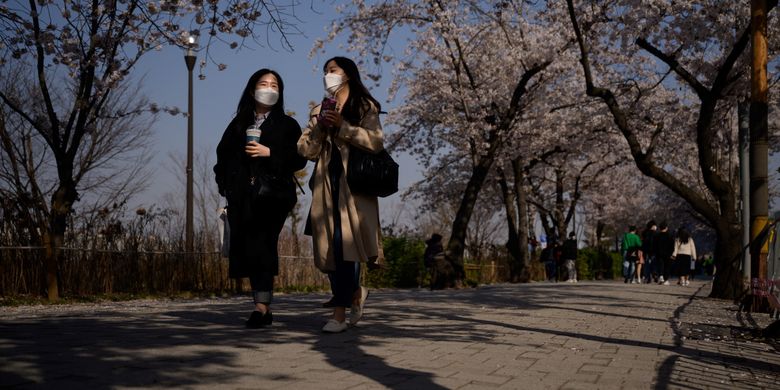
left=245, top=141, right=270, bottom=158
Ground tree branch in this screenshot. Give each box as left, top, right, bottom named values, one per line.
left=635, top=38, right=709, bottom=99
left=565, top=0, right=720, bottom=225
left=505, top=60, right=551, bottom=122
left=28, top=0, right=59, bottom=149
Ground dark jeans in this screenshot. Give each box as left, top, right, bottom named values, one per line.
left=249, top=272, right=274, bottom=304
left=643, top=255, right=656, bottom=280
left=544, top=261, right=557, bottom=281
left=659, top=256, right=671, bottom=281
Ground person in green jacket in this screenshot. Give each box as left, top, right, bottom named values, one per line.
left=621, top=225, right=643, bottom=284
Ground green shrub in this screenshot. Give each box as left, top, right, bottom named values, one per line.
left=365, top=236, right=425, bottom=288
left=575, top=247, right=622, bottom=280
left=576, top=255, right=591, bottom=280
left=610, top=251, right=623, bottom=279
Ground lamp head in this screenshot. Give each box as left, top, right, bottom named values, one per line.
left=185, top=35, right=197, bottom=59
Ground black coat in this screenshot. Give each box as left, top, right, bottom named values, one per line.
left=561, top=238, right=577, bottom=261
left=654, top=231, right=675, bottom=260
left=214, top=111, right=307, bottom=278
left=642, top=230, right=656, bottom=256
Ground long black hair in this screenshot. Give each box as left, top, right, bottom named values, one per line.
left=235, top=68, right=285, bottom=127
left=323, top=56, right=381, bottom=125
left=677, top=228, right=690, bottom=244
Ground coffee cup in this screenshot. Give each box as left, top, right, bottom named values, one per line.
left=246, top=127, right=261, bottom=144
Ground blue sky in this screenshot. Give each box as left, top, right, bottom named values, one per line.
left=128, top=4, right=420, bottom=223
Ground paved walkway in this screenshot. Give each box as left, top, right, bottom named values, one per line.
left=1, top=280, right=779, bottom=389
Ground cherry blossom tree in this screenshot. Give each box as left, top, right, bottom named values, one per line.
left=320, top=0, right=579, bottom=287
left=0, top=0, right=300, bottom=299
left=565, top=0, right=779, bottom=298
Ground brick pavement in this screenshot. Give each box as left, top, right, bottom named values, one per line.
left=1, top=280, right=778, bottom=389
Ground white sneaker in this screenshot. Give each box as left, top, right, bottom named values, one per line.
left=659, top=276, right=665, bottom=283
left=349, top=286, right=369, bottom=325
left=663, top=281, right=670, bottom=286
left=322, top=319, right=348, bottom=333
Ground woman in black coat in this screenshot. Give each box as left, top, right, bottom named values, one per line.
left=214, top=69, right=307, bottom=328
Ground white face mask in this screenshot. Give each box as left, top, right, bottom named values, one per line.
left=254, top=87, right=279, bottom=106
left=324, top=73, right=344, bottom=95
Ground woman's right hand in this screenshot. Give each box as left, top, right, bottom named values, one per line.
left=322, top=110, right=343, bottom=130
left=245, top=141, right=270, bottom=158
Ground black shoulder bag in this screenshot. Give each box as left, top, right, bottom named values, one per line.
left=250, top=173, right=295, bottom=201
left=346, top=145, right=399, bottom=198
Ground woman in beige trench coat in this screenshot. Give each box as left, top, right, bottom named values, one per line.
left=298, top=56, right=384, bottom=333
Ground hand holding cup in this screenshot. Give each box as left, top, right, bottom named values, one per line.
left=246, top=126, right=261, bottom=144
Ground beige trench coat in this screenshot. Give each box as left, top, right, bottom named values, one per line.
left=297, top=102, right=385, bottom=272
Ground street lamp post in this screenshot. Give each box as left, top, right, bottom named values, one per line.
left=184, top=36, right=196, bottom=254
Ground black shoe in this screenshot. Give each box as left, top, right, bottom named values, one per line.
left=246, top=311, right=273, bottom=328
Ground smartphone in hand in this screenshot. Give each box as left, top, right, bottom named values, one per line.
left=319, top=96, right=337, bottom=127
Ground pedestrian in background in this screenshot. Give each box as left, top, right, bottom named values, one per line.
left=641, top=220, right=657, bottom=283
left=654, top=222, right=674, bottom=285
left=621, top=225, right=643, bottom=284
left=562, top=232, right=578, bottom=283
left=541, top=244, right=556, bottom=282
left=214, top=69, right=307, bottom=328
left=298, top=56, right=384, bottom=333
left=672, top=228, right=697, bottom=286
left=424, top=233, right=444, bottom=290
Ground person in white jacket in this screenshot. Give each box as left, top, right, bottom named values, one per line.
left=672, top=228, right=696, bottom=286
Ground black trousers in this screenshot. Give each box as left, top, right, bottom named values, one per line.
left=249, top=272, right=274, bottom=304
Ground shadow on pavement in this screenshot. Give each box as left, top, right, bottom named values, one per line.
left=1, top=281, right=777, bottom=389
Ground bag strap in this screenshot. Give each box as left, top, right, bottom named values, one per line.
left=295, top=178, right=305, bottom=195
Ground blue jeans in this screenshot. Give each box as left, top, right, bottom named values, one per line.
left=623, top=259, right=636, bottom=281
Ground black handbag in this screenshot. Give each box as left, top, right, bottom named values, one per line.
left=249, top=173, right=295, bottom=201
left=346, top=145, right=399, bottom=197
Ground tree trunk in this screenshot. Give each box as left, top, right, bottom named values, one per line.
left=442, top=129, right=501, bottom=288
left=513, top=158, right=530, bottom=282
left=45, top=180, right=78, bottom=300
left=443, top=163, right=492, bottom=287
left=596, top=220, right=605, bottom=248
left=710, top=223, right=743, bottom=299
left=498, top=164, right=530, bottom=283
left=554, top=168, right=566, bottom=241
left=498, top=170, right=522, bottom=281
left=42, top=230, right=58, bottom=300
